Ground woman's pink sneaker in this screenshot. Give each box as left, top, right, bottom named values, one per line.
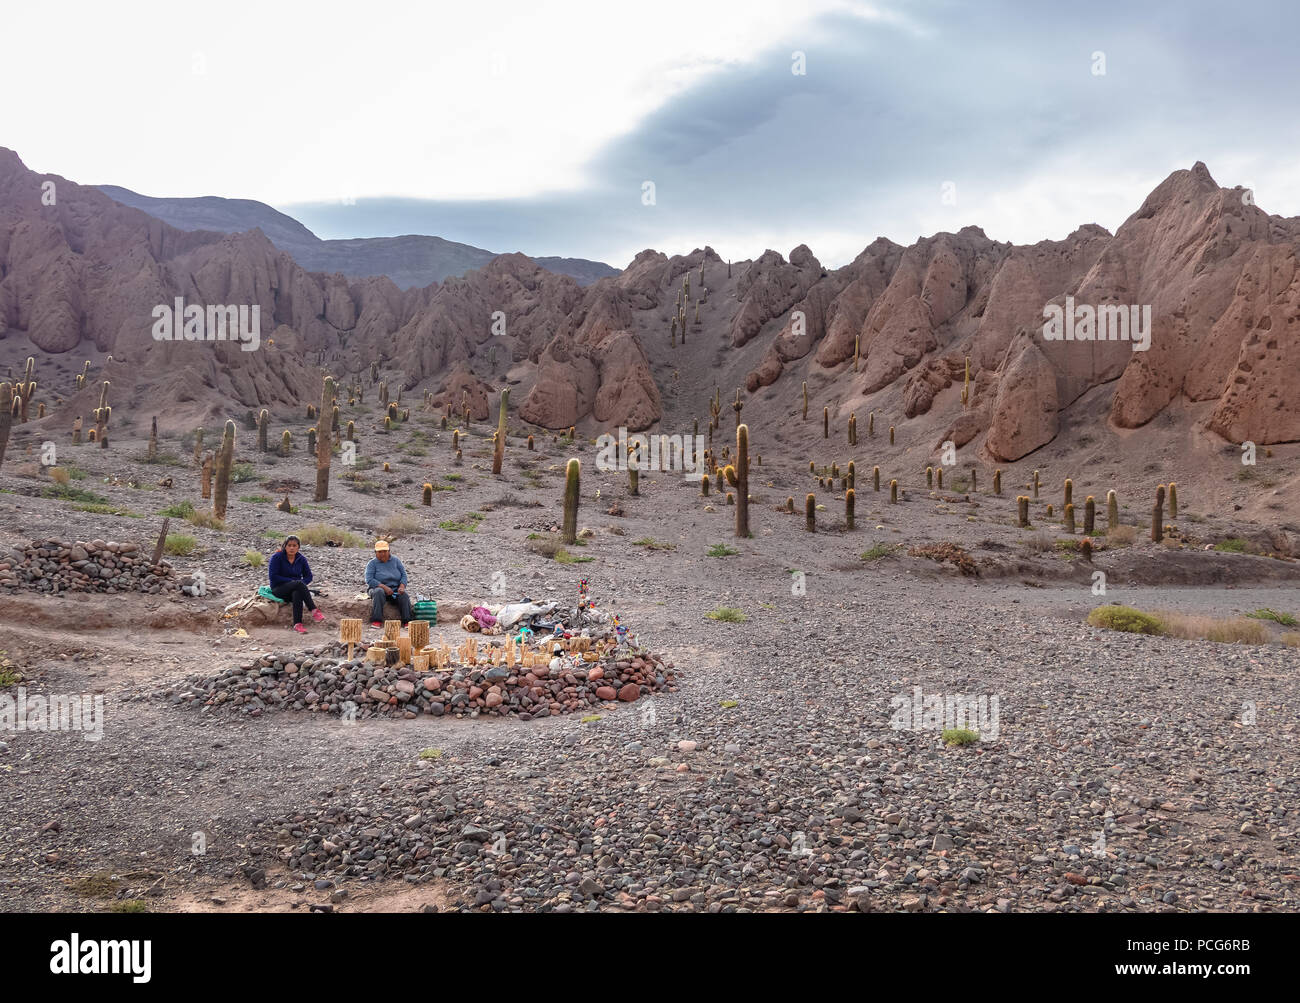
left=312, top=609, right=325, bottom=623
left=293, top=623, right=308, bottom=634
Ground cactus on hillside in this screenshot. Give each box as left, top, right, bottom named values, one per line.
left=823, top=406, right=829, bottom=439
left=422, top=483, right=433, bottom=506
left=492, top=388, right=510, bottom=475
left=1152, top=485, right=1165, bottom=542
left=1168, top=482, right=1178, bottom=519
left=1017, top=496, right=1030, bottom=527
left=0, top=382, right=11, bottom=471
left=873, top=466, right=881, bottom=491
left=213, top=420, right=235, bottom=519
left=735, top=424, right=750, bottom=538
left=280, top=430, right=292, bottom=456
left=805, top=493, right=816, bottom=532
left=1107, top=489, right=1119, bottom=530
left=257, top=409, right=269, bottom=452
left=802, top=382, right=808, bottom=420
left=1064, top=502, right=1076, bottom=534
left=993, top=469, right=1002, bottom=495
left=314, top=376, right=334, bottom=502
left=845, top=488, right=856, bottom=530
left=307, top=427, right=317, bottom=454
left=1064, top=478, right=1073, bottom=510
left=562, top=459, right=580, bottom=544
left=890, top=479, right=899, bottom=503
left=1084, top=496, right=1096, bottom=534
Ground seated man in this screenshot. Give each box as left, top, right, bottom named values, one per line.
left=365, top=539, right=412, bottom=627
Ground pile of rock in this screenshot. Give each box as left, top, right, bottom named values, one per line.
left=0, top=538, right=177, bottom=594
left=171, top=641, right=677, bottom=721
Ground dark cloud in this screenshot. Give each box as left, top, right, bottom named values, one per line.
left=283, top=0, right=1300, bottom=269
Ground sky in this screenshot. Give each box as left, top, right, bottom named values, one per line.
left=6, top=0, right=1299, bottom=269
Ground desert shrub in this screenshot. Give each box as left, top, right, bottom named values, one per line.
left=1156, top=612, right=1269, bottom=645
left=164, top=534, right=198, bottom=556
left=42, top=484, right=108, bottom=504
left=379, top=513, right=422, bottom=537
left=707, top=543, right=739, bottom=558
left=49, top=467, right=70, bottom=485
left=909, top=542, right=978, bottom=576
left=942, top=728, right=979, bottom=746
left=526, top=536, right=563, bottom=558
left=1215, top=538, right=1249, bottom=553
left=295, top=523, right=365, bottom=547
left=861, top=542, right=896, bottom=561
left=73, top=502, right=141, bottom=518
left=159, top=501, right=196, bottom=518
left=1246, top=608, right=1298, bottom=627
left=186, top=510, right=225, bottom=530
left=706, top=606, right=748, bottom=623
left=243, top=550, right=265, bottom=568
left=438, top=513, right=484, bottom=532
left=1088, top=605, right=1162, bottom=634
left=555, top=549, right=594, bottom=564
left=1106, top=525, right=1137, bottom=546
left=231, top=462, right=258, bottom=483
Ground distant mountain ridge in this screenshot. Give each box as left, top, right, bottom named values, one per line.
left=96, top=184, right=620, bottom=289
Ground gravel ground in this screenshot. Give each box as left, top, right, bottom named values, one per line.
left=0, top=416, right=1297, bottom=913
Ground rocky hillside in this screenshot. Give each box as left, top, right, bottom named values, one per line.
left=2, top=148, right=1296, bottom=467
left=97, top=185, right=620, bottom=289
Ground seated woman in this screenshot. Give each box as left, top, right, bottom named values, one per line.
left=267, top=535, right=324, bottom=633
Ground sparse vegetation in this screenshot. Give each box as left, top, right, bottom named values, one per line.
left=555, top=548, right=594, bottom=564
left=1246, top=608, right=1298, bottom=627
left=1214, top=538, right=1250, bottom=553
left=295, top=523, right=365, bottom=548
left=439, top=512, right=485, bottom=532
left=706, top=606, right=747, bottom=622
left=243, top=549, right=265, bottom=568
left=861, top=541, right=896, bottom=561
left=164, top=533, right=199, bottom=556
left=632, top=538, right=675, bottom=550
left=707, top=543, right=739, bottom=558
left=1089, top=605, right=1273, bottom=644
left=942, top=728, right=979, bottom=746
left=1087, top=606, right=1162, bottom=634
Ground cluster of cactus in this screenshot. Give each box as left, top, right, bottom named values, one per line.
left=314, top=376, right=334, bottom=502
left=15, top=358, right=36, bottom=423
left=75, top=360, right=91, bottom=391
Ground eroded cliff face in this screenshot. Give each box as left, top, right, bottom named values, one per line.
left=3, top=148, right=1295, bottom=448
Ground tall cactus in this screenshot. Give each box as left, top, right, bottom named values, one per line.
left=802, top=381, right=808, bottom=420
left=148, top=416, right=158, bottom=461
left=873, top=465, right=880, bottom=492
left=1168, top=482, right=1178, bottom=519
left=735, top=424, right=750, bottom=538
left=1017, top=496, right=1030, bottom=527
left=257, top=409, right=269, bottom=451
left=1064, top=502, right=1076, bottom=534
left=823, top=407, right=829, bottom=439
left=853, top=335, right=860, bottom=373
left=492, top=387, right=510, bottom=475
left=629, top=442, right=640, bottom=496
left=280, top=430, right=292, bottom=456
left=1151, top=485, right=1165, bottom=542
left=92, top=381, right=111, bottom=449
left=213, top=419, right=235, bottom=519
left=890, top=479, right=899, bottom=504
left=314, top=375, right=334, bottom=502
left=1084, top=496, right=1096, bottom=534
left=846, top=488, right=856, bottom=530
left=1107, top=489, right=1119, bottom=530
left=1064, top=478, right=1073, bottom=510
left=562, top=459, right=580, bottom=544
left=805, top=493, right=816, bottom=533
left=0, top=382, right=12, bottom=471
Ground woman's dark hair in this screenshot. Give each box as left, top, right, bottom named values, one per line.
left=282, top=536, right=301, bottom=550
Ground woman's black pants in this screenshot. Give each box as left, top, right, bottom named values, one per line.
left=271, top=581, right=316, bottom=624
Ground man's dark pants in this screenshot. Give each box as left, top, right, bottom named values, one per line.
left=369, top=587, right=412, bottom=624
